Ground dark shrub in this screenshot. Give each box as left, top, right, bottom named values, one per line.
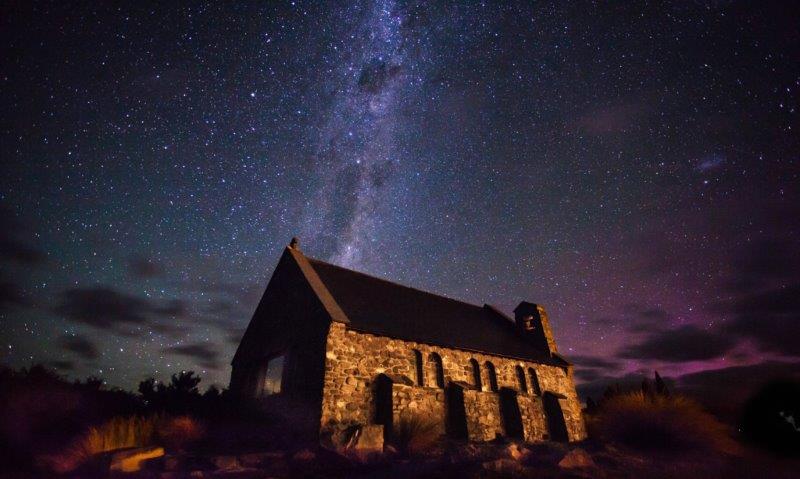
left=588, top=390, right=738, bottom=455
left=740, top=380, right=800, bottom=457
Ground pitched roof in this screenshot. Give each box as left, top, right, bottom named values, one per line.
left=303, top=254, right=554, bottom=363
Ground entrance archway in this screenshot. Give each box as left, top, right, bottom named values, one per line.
left=499, top=388, right=524, bottom=439
left=543, top=391, right=569, bottom=442
left=445, top=382, right=468, bottom=440
left=375, top=374, right=394, bottom=439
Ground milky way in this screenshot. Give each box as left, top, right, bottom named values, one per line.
left=2, top=1, right=799, bottom=394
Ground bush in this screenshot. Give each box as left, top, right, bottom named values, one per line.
left=392, top=414, right=441, bottom=456
left=41, top=415, right=159, bottom=473
left=740, top=380, right=800, bottom=457
left=587, top=390, right=738, bottom=456
left=160, top=415, right=205, bottom=452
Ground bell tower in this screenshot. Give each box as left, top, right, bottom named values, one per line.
left=513, top=301, right=558, bottom=355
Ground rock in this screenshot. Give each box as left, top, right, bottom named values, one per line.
left=384, top=444, right=398, bottom=455
left=238, top=451, right=284, bottom=468
left=162, top=455, right=181, bottom=471
left=503, top=443, right=526, bottom=460
left=349, top=424, right=384, bottom=454
left=211, top=455, right=240, bottom=470
left=482, top=458, right=526, bottom=476
left=558, top=448, right=595, bottom=469
left=109, top=446, right=165, bottom=473
left=292, top=448, right=316, bottom=461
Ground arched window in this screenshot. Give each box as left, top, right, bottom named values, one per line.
left=516, top=365, right=528, bottom=393
left=427, top=352, right=444, bottom=388
left=469, top=358, right=482, bottom=390
left=528, top=367, right=541, bottom=395
left=485, top=361, right=498, bottom=392
left=412, top=349, right=424, bottom=386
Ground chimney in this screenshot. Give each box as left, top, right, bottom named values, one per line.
left=514, top=301, right=558, bottom=355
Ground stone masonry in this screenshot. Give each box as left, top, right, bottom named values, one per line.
left=320, top=322, right=586, bottom=444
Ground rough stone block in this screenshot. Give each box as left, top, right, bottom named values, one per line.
left=109, top=446, right=165, bottom=473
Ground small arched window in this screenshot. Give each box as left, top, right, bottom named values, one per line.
left=528, top=367, right=541, bottom=395
left=485, top=361, right=498, bottom=392
left=469, top=358, right=482, bottom=390
left=412, top=349, right=424, bottom=386
left=516, top=365, right=528, bottom=393
left=428, top=352, right=444, bottom=388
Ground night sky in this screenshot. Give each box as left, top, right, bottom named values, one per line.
left=2, top=1, right=799, bottom=395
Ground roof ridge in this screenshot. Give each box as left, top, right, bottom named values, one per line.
left=305, top=256, right=487, bottom=311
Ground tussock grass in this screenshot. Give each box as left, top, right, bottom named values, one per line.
left=393, top=414, right=441, bottom=456
left=588, top=390, right=738, bottom=456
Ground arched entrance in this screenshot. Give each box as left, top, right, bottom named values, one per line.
left=499, top=388, right=524, bottom=439
left=543, top=391, right=569, bottom=442
left=375, top=374, right=394, bottom=439
left=445, top=382, right=468, bottom=440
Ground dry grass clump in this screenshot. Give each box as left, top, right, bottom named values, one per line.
left=41, top=414, right=204, bottom=473
left=160, top=415, right=205, bottom=452
left=588, top=390, right=738, bottom=456
left=41, top=415, right=158, bottom=473
left=392, top=414, right=441, bottom=456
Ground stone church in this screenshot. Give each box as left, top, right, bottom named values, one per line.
left=230, top=239, right=586, bottom=446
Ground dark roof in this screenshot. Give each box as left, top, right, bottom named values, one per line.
left=306, top=257, right=552, bottom=362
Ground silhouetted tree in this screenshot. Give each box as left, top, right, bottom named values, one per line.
left=170, top=371, right=201, bottom=395
left=203, top=385, right=221, bottom=399
left=654, top=371, right=670, bottom=397
left=641, top=377, right=654, bottom=398
left=81, top=375, right=104, bottom=390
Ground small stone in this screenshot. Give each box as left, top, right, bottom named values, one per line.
left=211, top=455, right=240, bottom=470
left=504, top=443, right=526, bottom=460
left=162, top=455, right=181, bottom=471
left=558, top=448, right=595, bottom=469
left=238, top=451, right=282, bottom=467
left=482, top=458, right=525, bottom=475
left=292, top=449, right=316, bottom=461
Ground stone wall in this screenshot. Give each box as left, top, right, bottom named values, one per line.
left=389, top=382, right=446, bottom=434
left=462, top=390, right=503, bottom=441
left=517, top=394, right=548, bottom=442
left=320, top=322, right=587, bottom=444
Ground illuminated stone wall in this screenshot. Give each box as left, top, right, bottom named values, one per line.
left=319, top=322, right=586, bottom=444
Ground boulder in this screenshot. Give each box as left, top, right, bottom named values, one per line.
left=109, top=446, right=165, bottom=473
left=558, top=448, right=595, bottom=469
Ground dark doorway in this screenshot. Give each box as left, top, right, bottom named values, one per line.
left=499, top=388, right=524, bottom=440
left=543, top=392, right=569, bottom=442
left=375, top=374, right=394, bottom=439
left=446, top=383, right=468, bottom=440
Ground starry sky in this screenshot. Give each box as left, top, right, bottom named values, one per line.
left=2, top=1, right=799, bottom=396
